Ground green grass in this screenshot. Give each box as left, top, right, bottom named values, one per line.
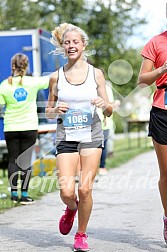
left=106, top=136, right=153, bottom=169
left=0, top=135, right=153, bottom=213
left=0, top=172, right=58, bottom=213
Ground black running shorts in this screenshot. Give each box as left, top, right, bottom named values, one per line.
left=148, top=106, right=167, bottom=145
left=56, top=140, right=103, bottom=155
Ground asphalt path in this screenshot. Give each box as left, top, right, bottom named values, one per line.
left=0, top=150, right=167, bottom=252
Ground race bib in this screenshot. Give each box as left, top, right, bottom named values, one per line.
left=62, top=109, right=92, bottom=128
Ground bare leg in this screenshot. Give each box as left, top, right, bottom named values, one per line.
left=76, top=158, right=81, bottom=177
left=56, top=152, right=79, bottom=210
left=77, top=148, right=102, bottom=233
left=153, top=139, right=167, bottom=216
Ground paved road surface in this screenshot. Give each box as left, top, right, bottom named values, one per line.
left=0, top=150, right=167, bottom=252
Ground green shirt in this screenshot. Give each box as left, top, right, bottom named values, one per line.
left=0, top=76, right=49, bottom=132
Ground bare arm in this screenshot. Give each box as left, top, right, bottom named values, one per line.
left=45, top=71, right=58, bottom=119
left=92, top=68, right=112, bottom=117
left=45, top=71, right=69, bottom=119
left=138, top=58, right=167, bottom=86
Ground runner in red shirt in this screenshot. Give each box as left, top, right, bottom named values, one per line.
left=138, top=30, right=167, bottom=244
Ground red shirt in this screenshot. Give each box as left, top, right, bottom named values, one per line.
left=141, top=31, right=167, bottom=109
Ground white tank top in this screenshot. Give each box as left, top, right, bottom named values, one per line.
left=56, top=64, right=103, bottom=143
left=58, top=64, right=97, bottom=109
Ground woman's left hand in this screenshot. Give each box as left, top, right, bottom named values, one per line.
left=91, top=97, right=108, bottom=109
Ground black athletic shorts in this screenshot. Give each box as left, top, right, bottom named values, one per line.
left=148, top=106, right=167, bottom=145
left=56, top=140, right=103, bottom=155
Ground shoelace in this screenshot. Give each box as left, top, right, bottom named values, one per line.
left=75, top=233, right=88, bottom=241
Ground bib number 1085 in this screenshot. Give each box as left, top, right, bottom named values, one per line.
left=68, top=114, right=88, bottom=124
left=63, top=109, right=92, bottom=128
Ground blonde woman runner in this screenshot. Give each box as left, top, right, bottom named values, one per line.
left=45, top=23, right=112, bottom=251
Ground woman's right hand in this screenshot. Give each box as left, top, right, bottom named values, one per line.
left=45, top=102, right=69, bottom=119
left=55, top=102, right=69, bottom=115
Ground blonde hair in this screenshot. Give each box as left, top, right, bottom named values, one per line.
left=8, top=53, right=28, bottom=85
left=50, top=23, right=89, bottom=58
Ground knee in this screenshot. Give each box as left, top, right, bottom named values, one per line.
left=78, top=187, right=91, bottom=201
left=60, top=190, right=75, bottom=202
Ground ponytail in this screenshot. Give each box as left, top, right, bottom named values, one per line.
left=8, top=53, right=28, bottom=85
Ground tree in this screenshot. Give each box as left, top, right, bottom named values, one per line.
left=0, top=0, right=147, bottom=97
left=85, top=0, right=145, bottom=69
left=0, top=0, right=42, bottom=29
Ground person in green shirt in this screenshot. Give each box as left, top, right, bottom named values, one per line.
left=98, top=80, right=121, bottom=175
left=0, top=53, right=49, bottom=204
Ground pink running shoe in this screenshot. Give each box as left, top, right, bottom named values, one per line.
left=59, top=200, right=78, bottom=235
left=163, top=217, right=167, bottom=243
left=73, top=233, right=89, bottom=251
